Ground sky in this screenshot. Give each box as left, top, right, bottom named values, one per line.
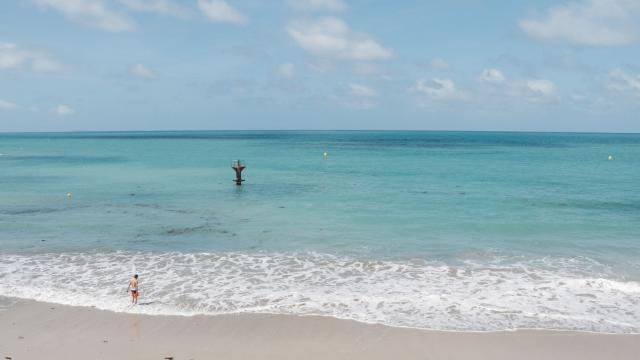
left=1, top=0, right=639, bottom=132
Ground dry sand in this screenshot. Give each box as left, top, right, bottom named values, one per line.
left=1, top=298, right=638, bottom=360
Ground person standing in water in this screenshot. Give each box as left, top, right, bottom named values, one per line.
left=128, top=274, right=139, bottom=304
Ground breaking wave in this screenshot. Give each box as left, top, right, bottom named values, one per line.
left=1, top=251, right=639, bottom=333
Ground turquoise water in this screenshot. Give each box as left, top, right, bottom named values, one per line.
left=1, top=131, right=639, bottom=332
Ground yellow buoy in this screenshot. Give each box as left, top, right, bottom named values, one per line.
left=608, top=155, right=613, bottom=161
left=66, top=192, right=72, bottom=199
left=323, top=151, right=328, bottom=159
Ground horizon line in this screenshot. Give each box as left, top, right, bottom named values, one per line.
left=1, top=129, right=639, bottom=135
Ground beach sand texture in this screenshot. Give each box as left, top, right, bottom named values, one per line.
left=1, top=299, right=639, bottom=360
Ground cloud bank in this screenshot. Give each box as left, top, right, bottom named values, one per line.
left=519, top=0, right=640, bottom=46
left=287, top=17, right=392, bottom=61
left=197, top=0, right=248, bottom=25
left=0, top=42, right=62, bottom=72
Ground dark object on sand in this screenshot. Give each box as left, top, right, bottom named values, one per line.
left=231, top=160, right=246, bottom=186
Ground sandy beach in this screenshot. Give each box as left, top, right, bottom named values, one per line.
left=1, top=298, right=638, bottom=360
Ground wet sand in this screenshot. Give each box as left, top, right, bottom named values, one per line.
left=1, top=298, right=639, bottom=360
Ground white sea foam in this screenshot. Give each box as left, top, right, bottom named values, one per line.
left=0, top=251, right=639, bottom=333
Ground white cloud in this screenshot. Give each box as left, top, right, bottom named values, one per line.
left=52, top=104, right=75, bottom=115
left=496, top=78, right=558, bottom=100
left=277, top=62, right=295, bottom=79
left=519, top=0, right=640, bottom=46
left=430, top=58, right=449, bottom=70
left=0, top=42, right=63, bottom=72
left=0, top=43, right=24, bottom=69
left=409, top=71, right=558, bottom=108
left=117, top=0, right=187, bottom=17
left=478, top=68, right=505, bottom=84
left=349, top=83, right=377, bottom=97
left=130, top=63, right=156, bottom=79
left=0, top=99, right=18, bottom=110
left=33, top=0, right=135, bottom=32
left=287, top=0, right=346, bottom=12
left=287, top=17, right=392, bottom=61
left=197, top=0, right=247, bottom=25
left=525, top=79, right=557, bottom=96
left=476, top=68, right=557, bottom=99
left=412, top=78, right=457, bottom=99
left=605, top=68, right=640, bottom=96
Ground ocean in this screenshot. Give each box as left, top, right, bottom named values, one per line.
left=1, top=131, right=639, bottom=332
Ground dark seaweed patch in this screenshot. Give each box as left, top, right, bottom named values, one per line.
left=164, top=225, right=208, bottom=236
left=162, top=225, right=234, bottom=236
left=0, top=207, right=62, bottom=215
left=539, top=199, right=640, bottom=213
left=0, top=175, right=65, bottom=184
left=0, top=155, right=126, bottom=165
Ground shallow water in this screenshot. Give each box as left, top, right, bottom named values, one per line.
left=1, top=131, right=639, bottom=332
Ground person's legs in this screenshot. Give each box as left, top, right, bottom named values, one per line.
left=133, top=291, right=138, bottom=304
left=130, top=290, right=135, bottom=304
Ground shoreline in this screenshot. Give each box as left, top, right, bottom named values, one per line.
left=2, top=298, right=639, bottom=360
left=3, top=295, right=639, bottom=336
left=4, top=251, right=638, bottom=334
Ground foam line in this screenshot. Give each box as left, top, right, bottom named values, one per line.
left=0, top=251, right=638, bottom=333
